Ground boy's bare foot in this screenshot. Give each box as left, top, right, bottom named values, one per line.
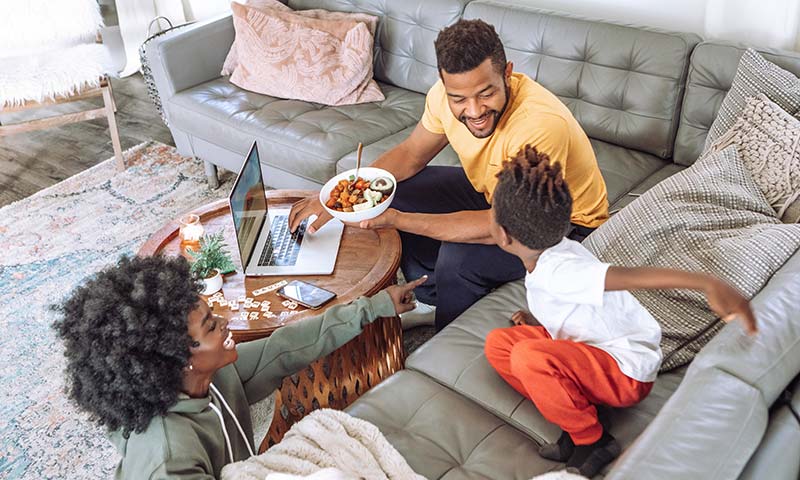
left=565, top=432, right=621, bottom=477
left=510, top=310, right=535, bottom=326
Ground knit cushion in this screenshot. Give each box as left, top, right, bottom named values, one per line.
left=703, top=48, right=800, bottom=152
left=584, top=146, right=800, bottom=371
left=707, top=94, right=800, bottom=222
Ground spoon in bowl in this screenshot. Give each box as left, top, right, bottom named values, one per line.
left=355, top=142, right=363, bottom=181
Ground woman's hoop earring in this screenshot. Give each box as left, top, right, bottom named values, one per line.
left=188, top=364, right=193, bottom=371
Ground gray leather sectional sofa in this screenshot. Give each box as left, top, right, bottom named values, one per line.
left=144, top=1, right=800, bottom=478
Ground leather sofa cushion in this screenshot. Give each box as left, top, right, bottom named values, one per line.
left=689, top=249, right=800, bottom=404
left=591, top=139, right=668, bottom=206
left=168, top=78, right=422, bottom=184
left=405, top=280, right=686, bottom=450
left=609, top=163, right=685, bottom=213
left=607, top=367, right=769, bottom=480
left=337, top=126, right=461, bottom=173
left=346, top=370, right=562, bottom=479
left=674, top=41, right=800, bottom=166
left=464, top=0, right=700, bottom=160
left=739, top=378, right=800, bottom=480
left=289, top=0, right=469, bottom=95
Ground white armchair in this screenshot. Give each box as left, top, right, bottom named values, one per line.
left=0, top=0, right=124, bottom=170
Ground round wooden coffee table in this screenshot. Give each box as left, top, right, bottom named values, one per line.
left=138, top=190, right=404, bottom=447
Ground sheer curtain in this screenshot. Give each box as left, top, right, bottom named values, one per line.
left=705, top=0, right=800, bottom=51
left=115, top=0, right=230, bottom=76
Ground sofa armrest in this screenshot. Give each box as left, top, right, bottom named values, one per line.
left=689, top=249, right=800, bottom=403
left=607, top=368, right=768, bottom=480
left=608, top=249, right=800, bottom=478
left=143, top=14, right=234, bottom=105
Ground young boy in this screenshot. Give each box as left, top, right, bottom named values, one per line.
left=485, top=145, right=757, bottom=476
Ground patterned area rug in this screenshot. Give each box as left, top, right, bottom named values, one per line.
left=0, top=142, right=435, bottom=479
left=0, top=142, right=238, bottom=479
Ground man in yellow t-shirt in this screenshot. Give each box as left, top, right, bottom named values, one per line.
left=290, top=19, right=609, bottom=330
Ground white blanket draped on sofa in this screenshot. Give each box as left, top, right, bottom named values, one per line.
left=221, top=409, right=425, bottom=480
left=222, top=409, right=590, bottom=480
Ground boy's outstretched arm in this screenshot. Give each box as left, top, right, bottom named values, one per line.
left=605, top=267, right=758, bottom=335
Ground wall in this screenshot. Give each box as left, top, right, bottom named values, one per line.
left=507, top=0, right=800, bottom=51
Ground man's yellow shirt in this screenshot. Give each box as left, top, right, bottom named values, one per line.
left=421, top=72, right=609, bottom=228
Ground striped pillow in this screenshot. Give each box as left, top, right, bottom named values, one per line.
left=703, top=49, right=800, bottom=152
left=584, top=146, right=800, bottom=371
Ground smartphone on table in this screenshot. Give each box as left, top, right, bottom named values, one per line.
left=277, top=280, right=337, bottom=309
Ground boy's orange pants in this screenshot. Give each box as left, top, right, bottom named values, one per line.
left=485, top=325, right=653, bottom=445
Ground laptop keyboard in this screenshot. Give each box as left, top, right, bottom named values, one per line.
left=258, top=215, right=306, bottom=267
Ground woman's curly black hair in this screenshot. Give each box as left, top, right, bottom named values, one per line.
left=494, top=144, right=573, bottom=250
left=52, top=255, right=201, bottom=438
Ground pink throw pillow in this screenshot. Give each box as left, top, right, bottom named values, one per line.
left=225, top=1, right=384, bottom=106
left=222, top=0, right=378, bottom=76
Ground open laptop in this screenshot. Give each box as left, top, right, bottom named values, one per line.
left=228, top=142, right=343, bottom=276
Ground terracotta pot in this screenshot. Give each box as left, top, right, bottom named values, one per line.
left=200, top=269, right=223, bottom=295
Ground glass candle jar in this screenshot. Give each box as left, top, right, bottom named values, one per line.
left=179, top=214, right=204, bottom=243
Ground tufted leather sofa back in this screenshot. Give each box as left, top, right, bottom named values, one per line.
left=673, top=41, right=800, bottom=166
left=289, top=0, right=469, bottom=95
left=464, top=1, right=700, bottom=160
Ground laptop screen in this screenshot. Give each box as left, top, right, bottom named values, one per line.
left=229, top=143, right=268, bottom=267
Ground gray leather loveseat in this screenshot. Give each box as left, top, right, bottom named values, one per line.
left=144, top=1, right=800, bottom=478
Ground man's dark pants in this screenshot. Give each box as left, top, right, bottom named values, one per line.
left=394, top=166, right=594, bottom=331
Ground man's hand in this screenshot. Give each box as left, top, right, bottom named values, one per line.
left=706, top=278, right=757, bottom=335
left=355, top=208, right=400, bottom=230
left=288, top=195, right=332, bottom=234
left=384, top=276, right=428, bottom=314
left=511, top=310, right=536, bottom=326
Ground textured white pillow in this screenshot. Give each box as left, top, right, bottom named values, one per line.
left=704, top=49, right=800, bottom=153
left=708, top=93, right=800, bottom=222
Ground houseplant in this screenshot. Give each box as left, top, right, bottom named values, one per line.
left=187, top=232, right=237, bottom=295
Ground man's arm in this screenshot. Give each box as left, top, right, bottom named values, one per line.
left=606, top=266, right=757, bottom=334
left=372, top=122, right=449, bottom=182
left=288, top=122, right=448, bottom=233
left=361, top=208, right=495, bottom=244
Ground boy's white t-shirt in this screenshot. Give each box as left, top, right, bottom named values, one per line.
left=525, top=238, right=663, bottom=383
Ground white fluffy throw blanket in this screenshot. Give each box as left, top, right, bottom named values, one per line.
left=221, top=409, right=588, bottom=480
left=221, top=409, right=425, bottom=480
left=0, top=0, right=112, bottom=108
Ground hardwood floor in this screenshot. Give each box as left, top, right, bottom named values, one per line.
left=0, top=74, right=174, bottom=207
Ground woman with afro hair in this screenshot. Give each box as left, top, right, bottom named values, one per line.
left=53, top=255, right=426, bottom=479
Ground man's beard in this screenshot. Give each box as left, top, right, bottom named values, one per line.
left=458, top=78, right=510, bottom=139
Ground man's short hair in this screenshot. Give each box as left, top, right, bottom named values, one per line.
left=493, top=145, right=573, bottom=250
left=435, top=19, right=506, bottom=75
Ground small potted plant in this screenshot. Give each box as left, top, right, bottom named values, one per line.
left=187, top=232, right=237, bottom=295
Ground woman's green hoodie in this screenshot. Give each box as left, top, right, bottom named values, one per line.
left=109, top=292, right=396, bottom=479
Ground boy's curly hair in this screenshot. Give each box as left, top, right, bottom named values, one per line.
left=52, top=255, right=200, bottom=438
left=435, top=19, right=507, bottom=75
left=493, top=144, right=573, bottom=249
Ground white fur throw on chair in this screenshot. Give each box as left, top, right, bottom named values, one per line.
left=0, top=0, right=103, bottom=53
left=0, top=0, right=113, bottom=108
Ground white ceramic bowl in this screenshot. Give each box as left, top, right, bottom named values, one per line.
left=320, top=167, right=397, bottom=223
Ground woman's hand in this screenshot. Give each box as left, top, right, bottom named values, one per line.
left=706, top=278, right=757, bottom=335
left=511, top=310, right=535, bottom=326
left=384, top=276, right=428, bottom=314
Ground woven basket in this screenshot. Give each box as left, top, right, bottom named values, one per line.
left=259, top=315, right=405, bottom=452
left=138, top=17, right=195, bottom=126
